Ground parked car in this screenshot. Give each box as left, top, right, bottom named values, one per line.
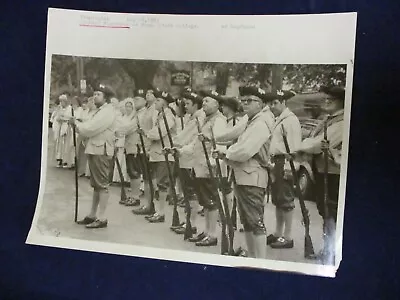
left=287, top=92, right=327, bottom=201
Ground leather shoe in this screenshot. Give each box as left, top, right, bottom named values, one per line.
left=132, top=206, right=153, bottom=215
left=77, top=216, right=96, bottom=225
left=174, top=226, right=197, bottom=235
left=267, top=234, right=278, bottom=245
left=188, top=232, right=206, bottom=243
left=85, top=219, right=108, bottom=229
left=270, top=237, right=294, bottom=249
left=170, top=222, right=185, bottom=231
left=148, top=214, right=165, bottom=223
left=195, top=236, right=218, bottom=247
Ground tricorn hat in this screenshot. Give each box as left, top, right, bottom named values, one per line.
left=95, top=84, right=115, bottom=100
left=221, top=96, right=241, bottom=112
left=199, top=89, right=225, bottom=104
left=239, top=85, right=267, bottom=101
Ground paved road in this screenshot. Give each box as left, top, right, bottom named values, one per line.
left=36, top=137, right=323, bottom=264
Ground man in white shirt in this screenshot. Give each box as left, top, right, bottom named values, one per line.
left=298, top=85, right=345, bottom=265
left=213, top=85, right=272, bottom=258
left=169, top=89, right=205, bottom=235
left=268, top=90, right=301, bottom=249
left=69, top=84, right=117, bottom=229
left=177, top=90, right=228, bottom=247
left=139, top=89, right=177, bottom=223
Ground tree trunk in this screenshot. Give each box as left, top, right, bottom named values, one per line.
left=271, top=64, right=283, bottom=92
left=256, top=64, right=272, bottom=91
left=215, top=63, right=229, bottom=95
left=118, top=60, right=160, bottom=90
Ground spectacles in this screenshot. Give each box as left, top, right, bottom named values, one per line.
left=240, top=98, right=262, bottom=104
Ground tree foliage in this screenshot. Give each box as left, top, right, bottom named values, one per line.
left=49, top=55, right=346, bottom=102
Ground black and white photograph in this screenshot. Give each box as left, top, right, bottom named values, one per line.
left=27, top=9, right=357, bottom=277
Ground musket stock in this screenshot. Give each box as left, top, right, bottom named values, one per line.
left=114, top=150, right=128, bottom=203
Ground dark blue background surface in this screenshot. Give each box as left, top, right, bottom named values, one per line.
left=1, top=1, right=399, bottom=299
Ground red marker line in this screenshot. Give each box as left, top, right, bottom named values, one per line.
left=79, top=24, right=130, bottom=29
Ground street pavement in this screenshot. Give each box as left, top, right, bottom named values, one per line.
left=36, top=136, right=323, bottom=264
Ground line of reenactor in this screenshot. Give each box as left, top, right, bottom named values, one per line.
left=68, top=82, right=345, bottom=265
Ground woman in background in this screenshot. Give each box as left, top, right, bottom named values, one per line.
left=55, top=94, right=73, bottom=168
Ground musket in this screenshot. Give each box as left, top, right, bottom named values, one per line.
left=161, top=107, right=193, bottom=240
left=323, top=116, right=330, bottom=223
left=114, top=149, right=128, bottom=203
left=281, top=124, right=316, bottom=259
left=210, top=127, right=235, bottom=255
left=229, top=116, right=238, bottom=230
left=322, top=116, right=332, bottom=264
left=71, top=107, right=79, bottom=223
left=195, top=117, right=231, bottom=255
left=157, top=121, right=181, bottom=227
left=136, top=116, right=155, bottom=214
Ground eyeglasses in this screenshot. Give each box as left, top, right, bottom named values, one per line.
left=240, top=98, right=262, bottom=104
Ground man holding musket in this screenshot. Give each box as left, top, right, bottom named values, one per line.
left=267, top=89, right=301, bottom=249
left=169, top=89, right=206, bottom=235
left=69, top=84, right=116, bottom=229
left=138, top=89, right=177, bottom=223
left=176, top=90, right=228, bottom=247
left=298, top=85, right=344, bottom=264
left=213, top=85, right=271, bottom=258
left=117, top=89, right=148, bottom=208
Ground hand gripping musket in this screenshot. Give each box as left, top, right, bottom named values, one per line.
left=195, top=117, right=232, bottom=255
left=136, top=116, right=155, bottom=214
left=71, top=107, right=79, bottom=223
left=281, top=124, right=316, bottom=259
left=157, top=121, right=181, bottom=227
left=114, top=149, right=128, bottom=203
left=161, top=107, right=193, bottom=239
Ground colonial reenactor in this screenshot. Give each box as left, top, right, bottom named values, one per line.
left=177, top=90, right=228, bottom=247
left=213, top=85, right=271, bottom=258
left=69, top=84, right=117, bottom=229
left=298, top=85, right=345, bottom=264
left=267, top=90, right=302, bottom=249
left=139, top=90, right=177, bottom=223
left=117, top=89, right=147, bottom=209
left=170, top=90, right=206, bottom=235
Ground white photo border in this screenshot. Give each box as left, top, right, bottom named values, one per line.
left=27, top=8, right=357, bottom=278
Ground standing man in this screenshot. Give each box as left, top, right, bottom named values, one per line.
left=69, top=84, right=117, bottom=229
left=267, top=90, right=302, bottom=249
left=178, top=90, right=227, bottom=247
left=170, top=90, right=206, bottom=235
left=298, top=85, right=345, bottom=265
left=118, top=89, right=152, bottom=213
left=213, top=85, right=271, bottom=258
left=139, top=90, right=177, bottom=223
